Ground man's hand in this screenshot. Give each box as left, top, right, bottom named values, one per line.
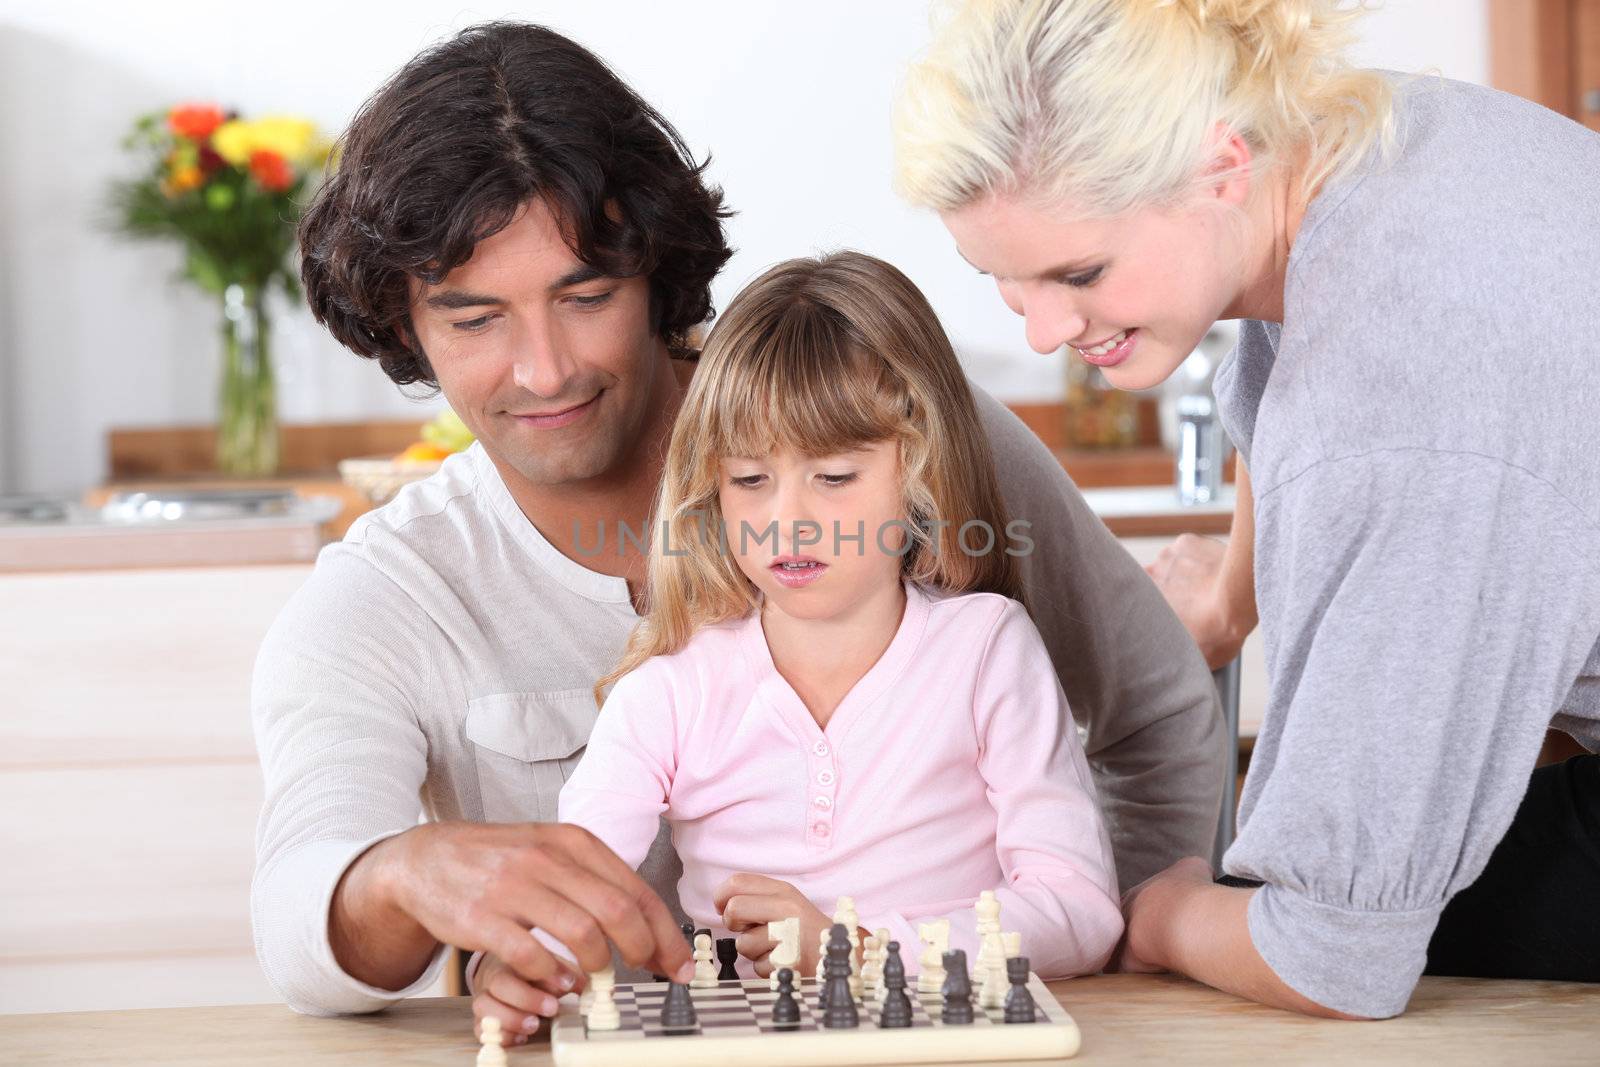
left=330, top=821, right=695, bottom=994
left=1145, top=534, right=1252, bottom=669
left=714, top=874, right=831, bottom=976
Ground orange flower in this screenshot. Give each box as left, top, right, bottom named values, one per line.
left=168, top=103, right=226, bottom=141
left=248, top=150, right=295, bottom=193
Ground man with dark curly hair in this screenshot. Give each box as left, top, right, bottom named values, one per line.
left=252, top=20, right=1226, bottom=1043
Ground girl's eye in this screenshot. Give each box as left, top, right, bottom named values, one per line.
left=569, top=291, right=613, bottom=308
left=1062, top=266, right=1104, bottom=288
left=729, top=474, right=765, bottom=489
left=452, top=315, right=495, bottom=332
left=818, top=473, right=857, bottom=487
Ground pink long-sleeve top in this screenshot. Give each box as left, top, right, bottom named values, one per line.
left=558, top=581, right=1124, bottom=978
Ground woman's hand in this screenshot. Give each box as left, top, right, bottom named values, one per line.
left=714, top=873, right=832, bottom=976
left=470, top=951, right=579, bottom=1046
left=1145, top=534, right=1252, bottom=669
left=1108, top=855, right=1215, bottom=973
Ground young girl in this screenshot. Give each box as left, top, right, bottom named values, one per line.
left=560, top=250, right=1121, bottom=984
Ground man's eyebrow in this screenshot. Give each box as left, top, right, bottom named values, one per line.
left=552, top=264, right=607, bottom=290
left=424, top=289, right=501, bottom=310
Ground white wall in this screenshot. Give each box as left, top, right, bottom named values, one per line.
left=0, top=0, right=1488, bottom=495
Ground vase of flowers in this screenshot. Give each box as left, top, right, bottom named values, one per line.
left=110, top=104, right=328, bottom=476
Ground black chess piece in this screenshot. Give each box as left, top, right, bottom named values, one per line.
left=716, top=937, right=739, bottom=981
left=660, top=981, right=697, bottom=1029
left=820, top=923, right=859, bottom=1029
left=940, top=948, right=974, bottom=1024
left=772, top=967, right=802, bottom=1030
left=1003, top=956, right=1037, bottom=1024
left=876, top=940, right=913, bottom=1029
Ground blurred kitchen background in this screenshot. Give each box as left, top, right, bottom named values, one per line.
left=2, top=0, right=1594, bottom=1016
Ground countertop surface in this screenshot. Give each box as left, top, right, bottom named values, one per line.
left=2, top=974, right=1595, bottom=1065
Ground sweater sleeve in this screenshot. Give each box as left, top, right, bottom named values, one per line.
left=1227, top=450, right=1600, bottom=1018
left=558, top=661, right=678, bottom=871
left=250, top=547, right=450, bottom=1016
left=970, top=386, right=1227, bottom=891
left=862, top=600, right=1124, bottom=978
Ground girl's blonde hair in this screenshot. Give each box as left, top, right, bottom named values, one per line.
left=893, top=0, right=1398, bottom=216
left=595, top=250, right=1025, bottom=704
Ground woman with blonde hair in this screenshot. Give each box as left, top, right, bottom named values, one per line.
left=894, top=0, right=1600, bottom=1020
left=548, top=250, right=1123, bottom=985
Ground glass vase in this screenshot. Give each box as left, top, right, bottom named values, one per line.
left=216, top=282, right=279, bottom=476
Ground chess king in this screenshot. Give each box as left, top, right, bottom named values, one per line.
left=256, top=16, right=1229, bottom=1049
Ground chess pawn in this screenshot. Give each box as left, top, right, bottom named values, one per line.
left=916, top=918, right=950, bottom=993
left=872, top=927, right=892, bottom=1005
left=860, top=935, right=882, bottom=998
left=476, top=1016, right=509, bottom=1067
left=876, top=941, right=913, bottom=1029
left=832, top=896, right=862, bottom=991
left=586, top=966, right=620, bottom=1032
left=692, top=932, right=718, bottom=987
left=772, top=968, right=802, bottom=1030
left=976, top=889, right=1001, bottom=935
left=815, top=926, right=831, bottom=986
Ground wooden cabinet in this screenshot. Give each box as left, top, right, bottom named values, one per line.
left=1490, top=0, right=1600, bottom=131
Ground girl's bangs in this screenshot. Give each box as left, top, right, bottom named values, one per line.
left=703, top=301, right=908, bottom=462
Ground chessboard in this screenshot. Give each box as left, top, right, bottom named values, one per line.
left=550, top=973, right=1080, bottom=1067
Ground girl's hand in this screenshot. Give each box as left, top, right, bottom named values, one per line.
left=1109, top=855, right=1215, bottom=973
left=1144, top=534, right=1250, bottom=669
left=471, top=951, right=582, bottom=1046
left=713, top=873, right=832, bottom=976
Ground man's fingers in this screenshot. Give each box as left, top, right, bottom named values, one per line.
left=531, top=862, right=656, bottom=974
left=560, top=827, right=693, bottom=981
left=481, top=917, right=571, bottom=988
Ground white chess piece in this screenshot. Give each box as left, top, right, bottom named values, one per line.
left=586, top=966, right=620, bottom=1031
left=692, top=932, right=718, bottom=987
left=815, top=927, right=830, bottom=985
left=476, top=1016, right=509, bottom=1067
left=978, top=931, right=1008, bottom=1008
left=860, top=934, right=881, bottom=998
left=768, top=917, right=801, bottom=990
left=832, top=896, right=863, bottom=998
left=916, top=918, right=950, bottom=993
left=976, top=889, right=1001, bottom=936
left=872, top=927, right=892, bottom=1005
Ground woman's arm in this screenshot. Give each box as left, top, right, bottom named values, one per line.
left=1146, top=461, right=1258, bottom=669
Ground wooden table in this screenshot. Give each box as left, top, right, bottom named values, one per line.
left=3, top=974, right=1595, bottom=1065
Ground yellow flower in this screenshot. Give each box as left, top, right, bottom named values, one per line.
left=211, top=116, right=320, bottom=167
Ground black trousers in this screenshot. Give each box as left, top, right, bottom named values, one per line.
left=1217, top=753, right=1600, bottom=983
left=1424, top=753, right=1600, bottom=981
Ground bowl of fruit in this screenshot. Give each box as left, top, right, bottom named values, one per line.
left=338, top=410, right=475, bottom=504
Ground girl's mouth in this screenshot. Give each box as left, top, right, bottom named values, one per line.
left=770, top=556, right=827, bottom=589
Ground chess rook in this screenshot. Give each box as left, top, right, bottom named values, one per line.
left=1004, top=956, right=1038, bottom=1024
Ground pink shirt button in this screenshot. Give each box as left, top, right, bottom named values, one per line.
left=811, top=821, right=830, bottom=837
left=817, top=769, right=835, bottom=786
left=812, top=741, right=830, bottom=757
left=814, top=795, right=832, bottom=810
